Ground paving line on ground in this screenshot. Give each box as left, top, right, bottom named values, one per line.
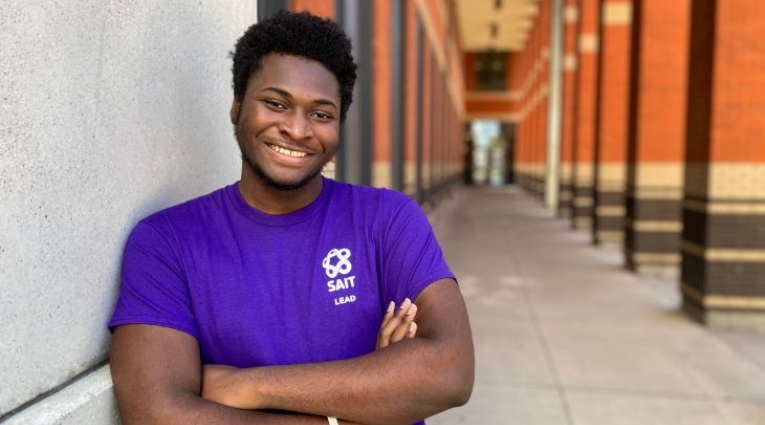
left=503, top=199, right=578, bottom=425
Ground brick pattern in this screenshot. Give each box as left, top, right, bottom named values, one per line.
left=708, top=0, right=765, bottom=162
left=627, top=197, right=683, bottom=221
left=684, top=211, right=765, bottom=250
left=593, top=161, right=628, bottom=243
left=573, top=162, right=595, bottom=229
left=627, top=0, right=690, bottom=163
left=510, top=0, right=552, bottom=197
left=683, top=254, right=765, bottom=298
left=625, top=194, right=683, bottom=273
left=560, top=0, right=580, bottom=218
left=685, top=164, right=765, bottom=200
left=626, top=153, right=687, bottom=272
left=681, top=0, right=765, bottom=328
left=592, top=0, right=632, bottom=244
left=571, top=0, right=601, bottom=230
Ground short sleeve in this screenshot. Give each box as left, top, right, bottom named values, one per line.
left=108, top=219, right=199, bottom=339
left=380, top=197, right=455, bottom=305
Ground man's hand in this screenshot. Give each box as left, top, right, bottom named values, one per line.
left=377, top=298, right=417, bottom=349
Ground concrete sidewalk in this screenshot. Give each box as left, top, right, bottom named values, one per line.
left=427, top=185, right=765, bottom=425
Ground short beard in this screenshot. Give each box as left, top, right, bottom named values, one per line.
left=241, top=151, right=319, bottom=191
left=233, top=115, right=321, bottom=191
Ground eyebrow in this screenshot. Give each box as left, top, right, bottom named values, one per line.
left=263, top=86, right=338, bottom=109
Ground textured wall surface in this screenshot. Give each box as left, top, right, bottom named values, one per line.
left=0, top=0, right=256, bottom=421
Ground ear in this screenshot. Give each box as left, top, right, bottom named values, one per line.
left=230, top=98, right=241, bottom=125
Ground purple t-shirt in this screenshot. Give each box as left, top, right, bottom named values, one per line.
left=109, top=177, right=453, bottom=422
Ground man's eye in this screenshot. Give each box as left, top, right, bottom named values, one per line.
left=312, top=111, right=333, bottom=121
left=263, top=100, right=286, bottom=109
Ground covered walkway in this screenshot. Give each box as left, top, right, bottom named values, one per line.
left=428, top=185, right=765, bottom=425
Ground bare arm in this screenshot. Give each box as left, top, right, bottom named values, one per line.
left=110, top=298, right=419, bottom=425
left=201, top=279, right=475, bottom=425
left=110, top=325, right=347, bottom=425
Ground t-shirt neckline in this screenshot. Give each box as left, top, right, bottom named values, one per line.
left=228, top=177, right=333, bottom=227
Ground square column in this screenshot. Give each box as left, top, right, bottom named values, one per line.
left=682, top=0, right=765, bottom=330
left=571, top=0, right=601, bottom=229
left=592, top=0, right=632, bottom=245
left=624, top=0, right=691, bottom=275
left=559, top=0, right=581, bottom=218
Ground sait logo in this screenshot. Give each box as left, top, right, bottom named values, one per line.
left=323, top=248, right=357, bottom=305
left=322, top=248, right=352, bottom=278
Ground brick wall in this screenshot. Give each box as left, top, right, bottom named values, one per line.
left=624, top=0, right=690, bottom=275
left=572, top=0, right=601, bottom=229
left=592, top=0, right=632, bottom=245
left=681, top=0, right=765, bottom=330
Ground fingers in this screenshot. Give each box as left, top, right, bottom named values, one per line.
left=376, top=301, right=397, bottom=350
left=408, top=321, right=417, bottom=338
left=390, top=301, right=416, bottom=343
left=376, top=298, right=417, bottom=350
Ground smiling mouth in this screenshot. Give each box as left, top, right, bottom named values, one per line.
left=268, top=144, right=308, bottom=158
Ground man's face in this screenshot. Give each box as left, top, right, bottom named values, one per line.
left=231, top=54, right=341, bottom=191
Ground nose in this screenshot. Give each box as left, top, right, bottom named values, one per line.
left=278, top=110, right=313, bottom=141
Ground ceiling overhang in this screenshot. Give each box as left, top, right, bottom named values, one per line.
left=456, top=0, right=541, bottom=52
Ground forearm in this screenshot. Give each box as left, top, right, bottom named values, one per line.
left=201, top=280, right=474, bottom=425
left=118, top=389, right=341, bottom=425
left=247, top=336, right=472, bottom=425
left=109, top=325, right=365, bottom=425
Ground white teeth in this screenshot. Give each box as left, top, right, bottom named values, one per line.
left=269, top=144, right=307, bottom=158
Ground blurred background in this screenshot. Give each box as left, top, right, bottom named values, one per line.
left=1, top=0, right=764, bottom=423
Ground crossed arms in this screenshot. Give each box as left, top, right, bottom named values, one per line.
left=110, top=278, right=475, bottom=425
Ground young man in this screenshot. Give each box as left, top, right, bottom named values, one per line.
left=108, top=11, right=474, bottom=425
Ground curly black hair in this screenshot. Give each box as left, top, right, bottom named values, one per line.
left=231, top=11, right=357, bottom=122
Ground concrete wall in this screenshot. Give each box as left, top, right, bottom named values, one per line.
left=0, top=1, right=256, bottom=422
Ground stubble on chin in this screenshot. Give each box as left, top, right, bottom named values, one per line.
left=242, top=151, right=319, bottom=191
left=233, top=116, right=324, bottom=192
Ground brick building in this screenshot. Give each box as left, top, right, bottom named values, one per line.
left=279, top=0, right=765, bottom=330
left=496, top=0, right=765, bottom=330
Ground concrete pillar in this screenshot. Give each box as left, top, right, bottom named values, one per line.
left=681, top=0, right=765, bottom=331
left=404, top=0, right=419, bottom=196
left=571, top=0, right=601, bottom=229
left=337, top=0, right=374, bottom=185
left=545, top=0, right=564, bottom=213
left=389, top=0, right=406, bottom=191
left=535, top=103, right=547, bottom=200
left=624, top=0, right=690, bottom=275
left=2, top=2, right=253, bottom=421
left=559, top=0, right=581, bottom=218
left=592, top=0, right=632, bottom=245
left=535, top=1, right=550, bottom=200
